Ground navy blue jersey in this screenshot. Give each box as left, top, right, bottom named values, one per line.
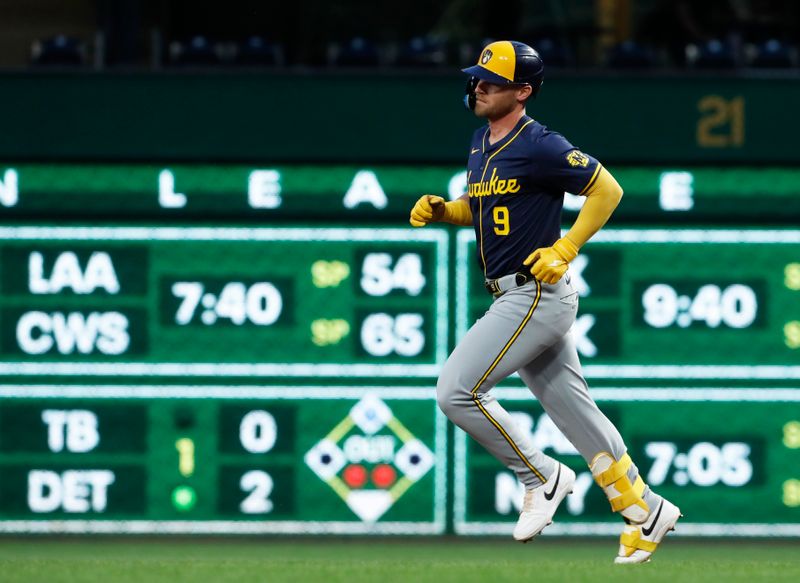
left=466, top=115, right=601, bottom=279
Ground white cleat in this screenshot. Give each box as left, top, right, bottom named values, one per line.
left=614, top=498, right=682, bottom=564
left=513, top=462, right=576, bottom=542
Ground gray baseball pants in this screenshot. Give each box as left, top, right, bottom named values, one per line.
left=437, top=275, right=646, bottom=493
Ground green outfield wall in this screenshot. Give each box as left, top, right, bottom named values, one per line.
left=1, top=72, right=797, bottom=163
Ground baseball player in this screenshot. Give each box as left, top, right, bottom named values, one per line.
left=410, top=40, right=681, bottom=563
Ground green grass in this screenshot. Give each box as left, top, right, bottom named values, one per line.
left=1, top=538, right=798, bottom=583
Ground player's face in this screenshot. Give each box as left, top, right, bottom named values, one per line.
left=473, top=80, right=529, bottom=119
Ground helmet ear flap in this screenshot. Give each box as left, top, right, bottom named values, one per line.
left=530, top=78, right=543, bottom=99
left=463, top=76, right=479, bottom=110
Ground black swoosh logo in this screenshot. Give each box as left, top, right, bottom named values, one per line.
left=641, top=501, right=664, bottom=536
left=543, top=465, right=561, bottom=501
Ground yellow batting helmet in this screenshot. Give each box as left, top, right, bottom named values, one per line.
left=463, top=40, right=544, bottom=90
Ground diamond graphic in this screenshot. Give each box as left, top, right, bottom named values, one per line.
left=350, top=394, right=392, bottom=435
left=304, top=394, right=435, bottom=523
left=394, top=439, right=435, bottom=481
left=346, top=490, right=394, bottom=522
left=303, top=439, right=346, bottom=480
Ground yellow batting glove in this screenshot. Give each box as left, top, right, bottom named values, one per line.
left=409, top=195, right=446, bottom=227
left=523, top=237, right=580, bottom=284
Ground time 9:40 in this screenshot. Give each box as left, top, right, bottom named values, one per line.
left=639, top=282, right=760, bottom=329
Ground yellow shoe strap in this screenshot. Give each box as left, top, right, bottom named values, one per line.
left=620, top=530, right=659, bottom=555
left=609, top=476, right=649, bottom=513
left=594, top=453, right=632, bottom=487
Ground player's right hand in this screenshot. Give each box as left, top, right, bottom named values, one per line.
left=409, top=195, right=446, bottom=227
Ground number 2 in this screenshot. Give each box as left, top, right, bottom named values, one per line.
left=240, top=470, right=274, bottom=514
left=493, top=206, right=510, bottom=235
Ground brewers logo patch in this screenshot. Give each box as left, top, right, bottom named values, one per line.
left=481, top=49, right=493, bottom=64
left=566, top=150, right=589, bottom=168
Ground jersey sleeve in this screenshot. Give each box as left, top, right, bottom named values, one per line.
left=533, top=131, right=602, bottom=196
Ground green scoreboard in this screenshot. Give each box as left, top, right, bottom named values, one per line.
left=0, top=163, right=798, bottom=536
left=456, top=230, right=800, bottom=379
left=0, top=227, right=447, bottom=378
left=0, top=386, right=446, bottom=534
left=455, top=389, right=800, bottom=537
left=1, top=163, right=799, bottom=221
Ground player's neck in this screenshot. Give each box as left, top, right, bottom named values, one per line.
left=487, top=109, right=527, bottom=145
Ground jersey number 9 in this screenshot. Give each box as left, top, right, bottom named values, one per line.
left=493, top=206, right=510, bottom=236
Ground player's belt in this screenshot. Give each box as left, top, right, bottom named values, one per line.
left=484, top=271, right=534, bottom=298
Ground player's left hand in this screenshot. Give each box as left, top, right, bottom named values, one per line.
left=523, top=237, right=579, bottom=284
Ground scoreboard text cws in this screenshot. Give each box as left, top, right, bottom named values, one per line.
left=0, top=227, right=448, bottom=377
left=0, top=387, right=446, bottom=534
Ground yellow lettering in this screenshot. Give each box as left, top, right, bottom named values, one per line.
left=488, top=168, right=498, bottom=191
left=467, top=169, right=522, bottom=197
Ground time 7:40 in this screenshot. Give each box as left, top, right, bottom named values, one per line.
left=170, top=281, right=283, bottom=326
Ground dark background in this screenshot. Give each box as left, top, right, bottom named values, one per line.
left=1, top=0, right=799, bottom=70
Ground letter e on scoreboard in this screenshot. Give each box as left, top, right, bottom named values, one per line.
left=0, top=168, right=18, bottom=207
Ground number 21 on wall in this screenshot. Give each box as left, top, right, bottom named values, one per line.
left=697, top=95, right=745, bottom=148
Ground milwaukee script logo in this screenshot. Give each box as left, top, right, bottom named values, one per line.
left=468, top=168, right=521, bottom=197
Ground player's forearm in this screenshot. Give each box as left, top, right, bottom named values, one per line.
left=442, top=195, right=473, bottom=226
left=563, top=166, right=623, bottom=249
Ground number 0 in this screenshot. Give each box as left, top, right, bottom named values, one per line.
left=493, top=206, right=510, bottom=235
